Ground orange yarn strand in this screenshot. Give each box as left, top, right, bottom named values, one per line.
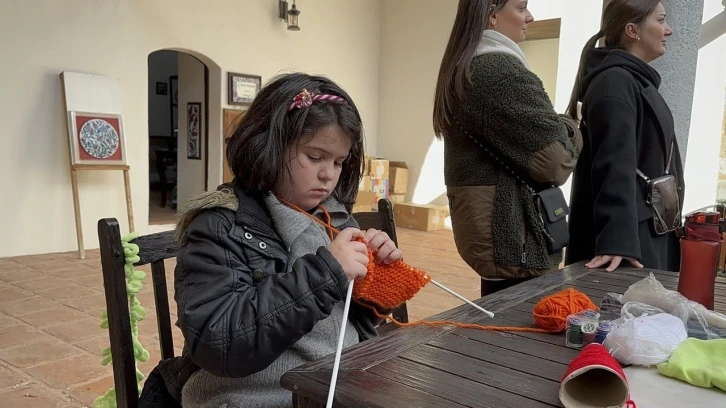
left=278, top=198, right=599, bottom=334
left=361, top=287, right=599, bottom=334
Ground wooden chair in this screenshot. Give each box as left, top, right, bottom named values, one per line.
left=98, top=198, right=406, bottom=408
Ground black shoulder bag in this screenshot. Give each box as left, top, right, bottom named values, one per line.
left=455, top=120, right=569, bottom=253
left=636, top=141, right=681, bottom=235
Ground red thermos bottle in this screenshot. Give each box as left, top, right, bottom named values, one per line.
left=677, top=211, right=723, bottom=311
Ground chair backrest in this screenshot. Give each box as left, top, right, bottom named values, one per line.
left=98, top=198, right=403, bottom=408
left=98, top=221, right=176, bottom=408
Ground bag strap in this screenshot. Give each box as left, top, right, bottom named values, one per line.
left=454, top=118, right=537, bottom=195
left=637, top=139, right=675, bottom=181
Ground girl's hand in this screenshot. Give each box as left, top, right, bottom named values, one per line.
left=364, top=228, right=403, bottom=264
left=586, top=255, right=643, bottom=272
left=328, top=228, right=369, bottom=281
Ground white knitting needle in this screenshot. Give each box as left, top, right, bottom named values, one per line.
left=326, top=281, right=354, bottom=408
left=430, top=279, right=495, bottom=318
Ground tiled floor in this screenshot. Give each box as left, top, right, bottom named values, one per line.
left=0, top=227, right=481, bottom=407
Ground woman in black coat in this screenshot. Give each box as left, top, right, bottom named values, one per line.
left=565, top=0, right=685, bottom=272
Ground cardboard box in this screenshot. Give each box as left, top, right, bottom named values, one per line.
left=353, top=191, right=377, bottom=213
left=388, top=161, right=409, bottom=194
left=369, top=158, right=389, bottom=180
left=361, top=155, right=371, bottom=174
left=358, top=175, right=372, bottom=192
left=389, top=194, right=406, bottom=204
left=393, top=203, right=449, bottom=231
left=371, top=178, right=389, bottom=200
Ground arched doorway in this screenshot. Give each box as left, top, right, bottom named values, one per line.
left=147, top=49, right=222, bottom=225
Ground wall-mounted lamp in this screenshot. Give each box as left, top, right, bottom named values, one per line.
left=278, top=0, right=301, bottom=31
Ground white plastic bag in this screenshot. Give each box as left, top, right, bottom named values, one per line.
left=604, top=312, right=687, bottom=366
left=602, top=272, right=726, bottom=339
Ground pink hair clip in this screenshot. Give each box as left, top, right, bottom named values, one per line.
left=288, top=88, right=347, bottom=111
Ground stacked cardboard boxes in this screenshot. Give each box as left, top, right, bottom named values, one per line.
left=353, top=157, right=449, bottom=231
left=386, top=160, right=449, bottom=231
left=393, top=202, right=449, bottom=231
left=353, top=156, right=389, bottom=213
left=369, top=157, right=390, bottom=202
left=388, top=161, right=408, bottom=204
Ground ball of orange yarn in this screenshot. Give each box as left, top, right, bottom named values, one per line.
left=532, top=288, right=598, bottom=333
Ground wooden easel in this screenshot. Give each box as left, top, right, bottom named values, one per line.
left=69, top=164, right=134, bottom=259
left=61, top=71, right=134, bottom=259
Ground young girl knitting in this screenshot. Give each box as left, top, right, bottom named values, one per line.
left=170, top=72, right=401, bottom=408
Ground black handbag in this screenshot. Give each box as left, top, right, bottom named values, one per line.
left=455, top=120, right=569, bottom=253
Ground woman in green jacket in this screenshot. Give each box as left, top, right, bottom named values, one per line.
left=433, top=0, right=582, bottom=296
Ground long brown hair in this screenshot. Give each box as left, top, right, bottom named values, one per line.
left=565, top=0, right=661, bottom=121
left=432, top=0, right=509, bottom=139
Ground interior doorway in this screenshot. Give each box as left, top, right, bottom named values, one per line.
left=147, top=50, right=211, bottom=225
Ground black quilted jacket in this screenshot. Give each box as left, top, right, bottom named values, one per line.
left=138, top=183, right=381, bottom=407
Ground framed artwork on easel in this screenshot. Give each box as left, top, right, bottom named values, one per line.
left=67, top=111, right=127, bottom=166
left=60, top=71, right=135, bottom=260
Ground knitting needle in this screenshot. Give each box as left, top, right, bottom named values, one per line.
left=326, top=281, right=354, bottom=408
left=430, top=279, right=495, bottom=318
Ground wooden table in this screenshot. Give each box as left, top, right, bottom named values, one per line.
left=280, top=261, right=726, bottom=407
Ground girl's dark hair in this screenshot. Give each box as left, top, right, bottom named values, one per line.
left=226, top=72, right=364, bottom=208
left=566, top=0, right=661, bottom=121
left=433, top=0, right=509, bottom=139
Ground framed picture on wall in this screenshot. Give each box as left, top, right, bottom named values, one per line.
left=156, top=82, right=168, bottom=95
left=187, top=102, right=202, bottom=160
left=67, top=111, right=127, bottom=166
left=228, top=72, right=261, bottom=106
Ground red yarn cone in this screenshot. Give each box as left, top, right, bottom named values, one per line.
left=559, top=343, right=636, bottom=408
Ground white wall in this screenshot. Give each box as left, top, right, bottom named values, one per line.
left=376, top=1, right=456, bottom=206
left=177, top=54, right=206, bottom=209
left=0, top=0, right=382, bottom=257
left=521, top=38, right=561, bottom=104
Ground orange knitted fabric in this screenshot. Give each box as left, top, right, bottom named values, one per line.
left=279, top=198, right=598, bottom=334
left=282, top=199, right=431, bottom=309
left=352, top=248, right=432, bottom=310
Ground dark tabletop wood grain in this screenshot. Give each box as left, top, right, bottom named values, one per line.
left=280, top=261, right=726, bottom=407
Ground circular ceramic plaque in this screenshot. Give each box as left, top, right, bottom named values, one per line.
left=79, top=119, right=119, bottom=159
